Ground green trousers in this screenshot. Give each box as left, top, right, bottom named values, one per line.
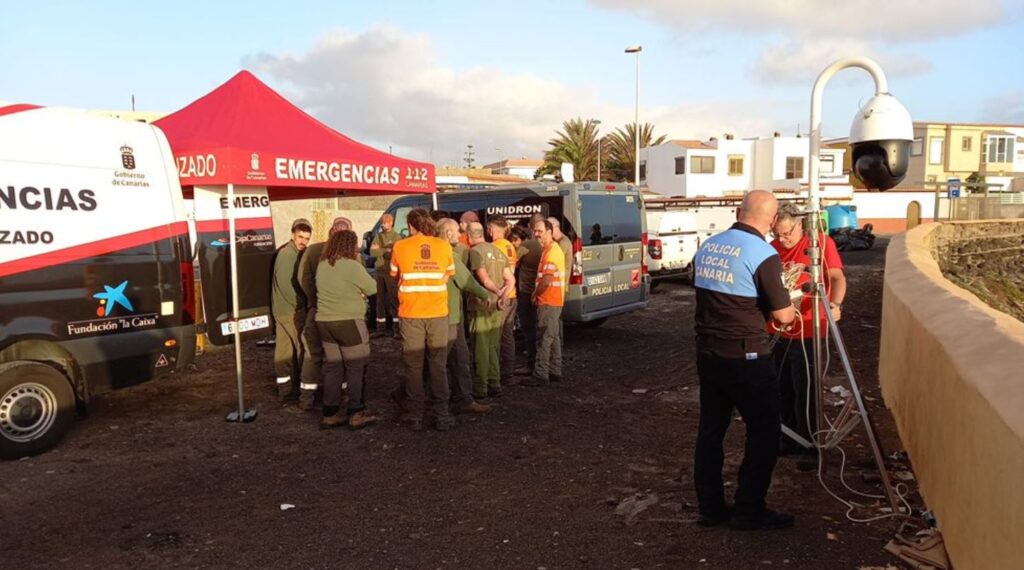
left=470, top=308, right=504, bottom=394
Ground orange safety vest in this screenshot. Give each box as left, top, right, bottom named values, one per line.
left=492, top=237, right=518, bottom=300
left=390, top=234, right=455, bottom=319
left=535, top=242, right=565, bottom=307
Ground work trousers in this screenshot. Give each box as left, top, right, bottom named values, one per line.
left=300, top=308, right=324, bottom=392
left=446, top=323, right=475, bottom=407
left=499, top=299, right=518, bottom=383
left=772, top=337, right=819, bottom=445
left=317, top=319, right=370, bottom=415
left=533, top=304, right=563, bottom=381
left=693, top=347, right=781, bottom=518
left=517, top=291, right=537, bottom=366
left=273, top=311, right=304, bottom=395
left=470, top=308, right=504, bottom=394
left=375, top=271, right=399, bottom=328
left=400, top=317, right=450, bottom=420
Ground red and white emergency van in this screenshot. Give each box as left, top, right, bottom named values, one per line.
left=0, top=105, right=196, bottom=458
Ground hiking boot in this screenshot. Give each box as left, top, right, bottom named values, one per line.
left=390, top=387, right=407, bottom=410
left=297, top=390, right=316, bottom=411
left=730, top=509, right=795, bottom=531
left=514, top=365, right=534, bottom=376
left=697, top=507, right=733, bottom=528
left=435, top=416, right=455, bottom=431
left=522, top=376, right=548, bottom=387
left=488, top=387, right=503, bottom=398
left=472, top=391, right=489, bottom=400
left=319, top=412, right=349, bottom=429
left=348, top=410, right=380, bottom=430
left=454, top=401, right=492, bottom=414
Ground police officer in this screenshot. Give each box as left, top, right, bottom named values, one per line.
left=272, top=218, right=312, bottom=401
left=692, top=190, right=796, bottom=531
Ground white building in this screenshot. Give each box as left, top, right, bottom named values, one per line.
left=640, top=134, right=848, bottom=197
left=483, top=159, right=543, bottom=180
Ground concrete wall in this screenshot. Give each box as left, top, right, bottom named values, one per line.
left=880, top=221, right=1024, bottom=568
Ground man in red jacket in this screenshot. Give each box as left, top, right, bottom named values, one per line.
left=768, top=203, right=847, bottom=457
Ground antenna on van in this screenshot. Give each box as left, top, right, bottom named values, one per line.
left=131, top=94, right=135, bottom=112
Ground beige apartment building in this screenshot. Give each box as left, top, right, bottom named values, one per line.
left=905, top=121, right=1024, bottom=191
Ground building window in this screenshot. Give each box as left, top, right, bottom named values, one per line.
left=985, top=135, right=1014, bottom=163
left=929, top=137, right=944, bottom=165
left=674, top=156, right=686, bottom=175
left=961, top=136, right=972, bottom=152
left=912, top=138, right=924, bottom=156
left=819, top=155, right=835, bottom=174
left=691, top=155, right=715, bottom=174
left=728, top=155, right=744, bottom=176
left=785, top=156, right=804, bottom=180
left=639, top=160, right=647, bottom=181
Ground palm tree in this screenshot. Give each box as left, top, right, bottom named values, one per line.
left=604, top=123, right=667, bottom=183
left=536, top=118, right=602, bottom=180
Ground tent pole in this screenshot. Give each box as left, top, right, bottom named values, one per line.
left=432, top=192, right=439, bottom=211
left=228, top=183, right=246, bottom=420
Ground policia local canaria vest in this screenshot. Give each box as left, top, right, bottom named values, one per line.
left=693, top=222, right=790, bottom=352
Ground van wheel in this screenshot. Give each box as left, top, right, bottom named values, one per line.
left=580, top=318, right=608, bottom=328
left=0, top=361, right=76, bottom=460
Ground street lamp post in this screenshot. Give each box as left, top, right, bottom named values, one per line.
left=625, top=45, right=642, bottom=186
left=593, top=119, right=602, bottom=181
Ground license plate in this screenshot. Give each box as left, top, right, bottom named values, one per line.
left=221, top=315, right=270, bottom=335
left=587, top=273, right=610, bottom=286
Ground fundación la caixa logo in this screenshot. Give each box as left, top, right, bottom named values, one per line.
left=93, top=280, right=134, bottom=317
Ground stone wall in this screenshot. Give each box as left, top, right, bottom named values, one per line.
left=880, top=221, right=1024, bottom=568
left=270, top=195, right=406, bottom=247
left=932, top=221, right=1024, bottom=322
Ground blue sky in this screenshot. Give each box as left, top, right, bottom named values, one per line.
left=3, top=0, right=1022, bottom=165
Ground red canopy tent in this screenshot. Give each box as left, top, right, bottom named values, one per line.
left=154, top=70, right=434, bottom=421
left=155, top=70, right=435, bottom=197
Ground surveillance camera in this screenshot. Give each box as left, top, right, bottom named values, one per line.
left=848, top=94, right=913, bottom=191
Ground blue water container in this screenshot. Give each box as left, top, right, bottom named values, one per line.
left=825, top=205, right=858, bottom=231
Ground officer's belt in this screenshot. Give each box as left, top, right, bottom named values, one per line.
left=696, top=335, right=771, bottom=359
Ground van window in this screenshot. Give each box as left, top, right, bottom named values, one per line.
left=392, top=206, right=414, bottom=238
left=580, top=194, right=642, bottom=245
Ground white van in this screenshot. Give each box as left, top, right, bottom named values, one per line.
left=0, top=105, right=196, bottom=458
left=645, top=210, right=700, bottom=285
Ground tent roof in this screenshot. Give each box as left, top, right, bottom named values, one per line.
left=154, top=71, right=434, bottom=196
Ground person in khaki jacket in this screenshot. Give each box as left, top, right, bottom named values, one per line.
left=315, top=228, right=380, bottom=430
left=467, top=222, right=514, bottom=398
left=272, top=218, right=311, bottom=402
left=369, top=213, right=401, bottom=338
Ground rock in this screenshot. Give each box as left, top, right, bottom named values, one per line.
left=280, top=503, right=295, bottom=511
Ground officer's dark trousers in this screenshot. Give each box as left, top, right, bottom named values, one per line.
left=694, top=348, right=781, bottom=517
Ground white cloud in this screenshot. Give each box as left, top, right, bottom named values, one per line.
left=249, top=27, right=791, bottom=165
left=754, top=38, right=933, bottom=84
left=588, top=0, right=1009, bottom=41
left=981, top=91, right=1024, bottom=124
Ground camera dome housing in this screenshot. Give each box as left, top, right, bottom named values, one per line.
left=849, top=94, right=913, bottom=191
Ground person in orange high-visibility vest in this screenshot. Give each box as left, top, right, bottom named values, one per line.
left=390, top=208, right=456, bottom=431
left=523, top=218, right=565, bottom=387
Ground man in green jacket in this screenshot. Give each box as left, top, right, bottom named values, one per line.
left=297, top=216, right=351, bottom=411
left=467, top=222, right=515, bottom=398
left=272, top=218, right=312, bottom=401
left=369, top=213, right=401, bottom=338
left=437, top=218, right=493, bottom=414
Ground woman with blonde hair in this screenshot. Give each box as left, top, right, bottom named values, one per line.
left=315, top=229, right=379, bottom=429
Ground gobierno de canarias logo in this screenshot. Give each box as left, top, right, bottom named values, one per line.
left=93, top=280, right=134, bottom=317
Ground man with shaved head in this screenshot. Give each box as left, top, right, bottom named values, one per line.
left=467, top=221, right=515, bottom=397
left=691, top=189, right=797, bottom=531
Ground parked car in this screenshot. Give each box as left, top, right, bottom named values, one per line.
left=364, top=182, right=650, bottom=326
left=0, top=105, right=196, bottom=458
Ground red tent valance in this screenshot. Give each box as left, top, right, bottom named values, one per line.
left=154, top=71, right=434, bottom=197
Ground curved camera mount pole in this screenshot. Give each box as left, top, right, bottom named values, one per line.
left=807, top=58, right=901, bottom=516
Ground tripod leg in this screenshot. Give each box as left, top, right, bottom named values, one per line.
left=819, top=283, right=903, bottom=515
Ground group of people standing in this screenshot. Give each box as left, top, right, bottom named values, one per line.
left=270, top=209, right=575, bottom=432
